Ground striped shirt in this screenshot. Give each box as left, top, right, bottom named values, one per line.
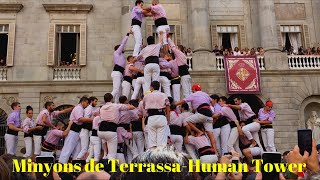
left=113, top=35, right=129, bottom=68
left=45, top=129, right=63, bottom=145
left=7, top=110, right=21, bottom=127
left=184, top=91, right=213, bottom=110
left=143, top=90, right=170, bottom=110
left=239, top=103, right=256, bottom=121
left=168, top=38, right=187, bottom=66
left=23, top=117, right=35, bottom=133
left=169, top=111, right=181, bottom=126
left=258, top=108, right=276, bottom=122
left=36, top=109, right=60, bottom=126
left=139, top=44, right=162, bottom=60
left=188, top=135, right=211, bottom=149
left=100, top=102, right=130, bottom=124
left=151, top=4, right=167, bottom=20
left=117, top=127, right=132, bottom=143
left=220, top=107, right=237, bottom=122
left=70, top=104, right=85, bottom=125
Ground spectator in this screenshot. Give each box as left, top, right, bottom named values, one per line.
left=219, top=45, right=224, bottom=55
left=258, top=47, right=265, bottom=56
left=187, top=48, right=192, bottom=56
left=212, top=45, right=221, bottom=55
left=233, top=47, right=241, bottom=56
left=0, top=59, right=5, bottom=66
left=249, top=48, right=256, bottom=56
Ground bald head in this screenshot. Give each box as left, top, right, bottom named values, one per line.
left=76, top=172, right=111, bottom=180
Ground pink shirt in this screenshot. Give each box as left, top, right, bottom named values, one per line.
left=100, top=102, right=130, bottom=124
left=139, top=44, right=162, bottom=59
left=168, top=38, right=187, bottom=66
left=179, top=112, right=194, bottom=122
left=124, top=63, right=134, bottom=77
left=184, top=91, right=212, bottom=110
left=188, top=135, right=211, bottom=149
left=143, top=91, right=170, bottom=110
left=168, top=60, right=179, bottom=78
left=169, top=111, right=181, bottom=126
left=151, top=4, right=167, bottom=20
left=239, top=103, right=256, bottom=121
left=23, top=117, right=35, bottom=133
left=92, top=116, right=101, bottom=130
left=45, top=129, right=63, bottom=145
left=258, top=108, right=276, bottom=122
left=138, top=100, right=148, bottom=118
left=119, top=109, right=139, bottom=124
left=70, top=104, right=85, bottom=125
left=36, top=109, right=60, bottom=126
left=113, top=36, right=129, bottom=68
left=84, top=105, right=94, bottom=118
left=7, top=110, right=21, bottom=127
left=220, top=107, right=237, bottom=122
left=117, top=127, right=132, bottom=143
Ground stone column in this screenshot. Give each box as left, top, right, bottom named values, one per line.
left=121, top=0, right=134, bottom=54
left=258, top=0, right=288, bottom=70
left=189, top=0, right=216, bottom=71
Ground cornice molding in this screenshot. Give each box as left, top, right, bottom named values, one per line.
left=0, top=4, right=23, bottom=13
left=43, top=4, right=93, bottom=13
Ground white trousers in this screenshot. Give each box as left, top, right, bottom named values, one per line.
left=98, top=131, right=117, bottom=160
left=133, top=131, right=145, bottom=154
left=169, top=135, right=183, bottom=152
left=131, top=77, right=146, bottom=100
left=144, top=63, right=160, bottom=92
left=242, top=122, right=263, bottom=151
left=132, top=25, right=142, bottom=57
left=148, top=115, right=168, bottom=148
left=117, top=153, right=126, bottom=164
left=157, top=25, right=170, bottom=45
left=58, top=130, right=81, bottom=163
left=5, top=134, right=18, bottom=155
left=122, top=80, right=132, bottom=99
left=159, top=76, right=171, bottom=97
left=200, top=154, right=218, bottom=163
left=212, top=124, right=231, bottom=155
left=33, top=135, right=42, bottom=155
left=227, top=127, right=242, bottom=156
left=86, top=136, right=102, bottom=162
left=261, top=128, right=276, bottom=152
left=111, top=71, right=123, bottom=103
left=181, top=75, right=192, bottom=98
left=24, top=137, right=33, bottom=158
left=185, top=144, right=198, bottom=161
left=125, top=139, right=139, bottom=163
left=77, top=129, right=91, bottom=159
left=184, top=113, right=214, bottom=132
left=171, top=83, right=181, bottom=103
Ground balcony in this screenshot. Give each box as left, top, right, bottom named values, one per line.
left=53, top=67, right=81, bottom=81
left=288, top=55, right=320, bottom=70
left=0, top=67, right=7, bottom=81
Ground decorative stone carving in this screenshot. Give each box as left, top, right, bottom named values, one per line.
left=0, top=3, right=23, bottom=13
left=307, top=111, right=320, bottom=144
left=43, top=4, right=93, bottom=13
left=43, top=96, right=53, bottom=103
left=1, top=95, right=18, bottom=106
left=275, top=3, right=306, bottom=20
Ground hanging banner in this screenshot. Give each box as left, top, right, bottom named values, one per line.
left=224, top=56, right=261, bottom=94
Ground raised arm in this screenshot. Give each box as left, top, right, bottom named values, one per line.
left=115, top=32, right=130, bottom=55
left=168, top=37, right=187, bottom=65
left=59, top=107, right=74, bottom=114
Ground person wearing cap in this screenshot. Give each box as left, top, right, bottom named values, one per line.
left=175, top=84, right=217, bottom=154
left=254, top=100, right=276, bottom=152
left=143, top=81, right=170, bottom=148
left=227, top=96, right=262, bottom=150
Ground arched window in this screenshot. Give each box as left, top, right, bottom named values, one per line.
left=52, top=104, right=73, bottom=126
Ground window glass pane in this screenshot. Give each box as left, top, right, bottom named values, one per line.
left=59, top=33, right=79, bottom=66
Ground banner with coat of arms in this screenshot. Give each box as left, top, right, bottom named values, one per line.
left=224, top=56, right=261, bottom=94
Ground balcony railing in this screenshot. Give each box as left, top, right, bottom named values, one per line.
left=0, top=67, right=7, bottom=81
left=186, top=56, right=193, bottom=71
left=53, top=67, right=81, bottom=80
left=216, top=56, right=265, bottom=71
left=288, top=55, right=320, bottom=69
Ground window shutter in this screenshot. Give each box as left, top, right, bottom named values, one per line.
left=47, top=23, right=56, bottom=66
left=174, top=25, right=181, bottom=45
left=79, top=24, right=87, bottom=66
left=6, top=23, right=16, bottom=67
left=276, top=25, right=282, bottom=49
left=239, top=25, right=247, bottom=49
left=303, top=25, right=311, bottom=48
left=211, top=25, right=217, bottom=49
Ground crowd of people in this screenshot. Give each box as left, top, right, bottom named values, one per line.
left=212, top=46, right=265, bottom=57
left=1, top=0, right=320, bottom=180
left=283, top=46, right=320, bottom=56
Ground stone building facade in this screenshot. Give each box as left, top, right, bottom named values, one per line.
left=0, top=0, right=320, bottom=154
